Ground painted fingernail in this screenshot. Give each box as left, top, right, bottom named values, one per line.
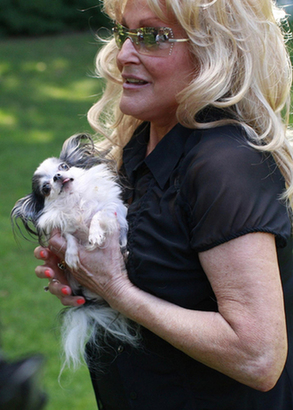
left=40, top=250, right=46, bottom=259
left=77, top=298, right=85, bottom=305
left=44, top=270, right=52, bottom=278
left=61, top=287, right=70, bottom=296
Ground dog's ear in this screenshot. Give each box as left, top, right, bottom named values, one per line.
left=11, top=193, right=43, bottom=239
left=59, top=134, right=113, bottom=169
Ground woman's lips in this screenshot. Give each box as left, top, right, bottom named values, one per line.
left=122, top=75, right=150, bottom=88
left=125, top=78, right=148, bottom=84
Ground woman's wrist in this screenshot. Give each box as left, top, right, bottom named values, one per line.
left=105, top=274, right=145, bottom=315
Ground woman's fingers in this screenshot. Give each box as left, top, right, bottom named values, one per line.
left=34, top=231, right=67, bottom=262
left=34, top=248, right=68, bottom=283
left=34, top=243, right=80, bottom=306
left=41, top=271, right=85, bottom=307
left=48, top=230, right=67, bottom=260
left=47, top=279, right=85, bottom=306
left=34, top=246, right=51, bottom=261
left=34, top=244, right=85, bottom=307
left=48, top=279, right=70, bottom=297
left=35, top=264, right=54, bottom=279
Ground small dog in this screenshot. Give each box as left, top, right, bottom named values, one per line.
left=11, top=134, right=139, bottom=372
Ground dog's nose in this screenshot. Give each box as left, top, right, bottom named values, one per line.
left=53, top=173, right=62, bottom=182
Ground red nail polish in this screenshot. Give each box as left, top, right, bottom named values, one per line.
left=77, top=298, right=85, bottom=305
left=61, top=287, right=69, bottom=296
left=44, top=270, right=52, bottom=278
left=40, top=251, right=45, bottom=259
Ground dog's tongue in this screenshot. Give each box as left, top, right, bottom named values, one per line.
left=62, top=178, right=71, bottom=185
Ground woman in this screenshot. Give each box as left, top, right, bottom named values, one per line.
left=35, top=0, right=293, bottom=408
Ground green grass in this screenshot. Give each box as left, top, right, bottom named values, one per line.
left=0, top=32, right=104, bottom=410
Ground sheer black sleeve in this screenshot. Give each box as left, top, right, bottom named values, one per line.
left=180, top=125, right=291, bottom=252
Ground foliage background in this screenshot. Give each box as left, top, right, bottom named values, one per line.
left=0, top=0, right=111, bottom=37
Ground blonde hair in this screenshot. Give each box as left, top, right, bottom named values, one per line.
left=87, top=0, right=293, bottom=208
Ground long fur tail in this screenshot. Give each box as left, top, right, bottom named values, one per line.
left=59, top=304, right=140, bottom=374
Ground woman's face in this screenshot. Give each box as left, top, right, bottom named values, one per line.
left=116, top=0, right=194, bottom=130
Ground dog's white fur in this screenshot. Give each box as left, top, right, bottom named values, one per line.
left=36, top=157, right=127, bottom=273
left=11, top=135, right=139, bottom=372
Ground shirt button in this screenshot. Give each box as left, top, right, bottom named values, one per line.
left=117, top=345, right=124, bottom=354
left=130, top=391, right=137, bottom=400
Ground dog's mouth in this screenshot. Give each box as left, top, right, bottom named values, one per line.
left=62, top=177, right=73, bottom=185
left=59, top=177, right=74, bottom=194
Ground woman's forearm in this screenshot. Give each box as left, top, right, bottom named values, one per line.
left=108, top=234, right=288, bottom=392
left=111, top=283, right=287, bottom=392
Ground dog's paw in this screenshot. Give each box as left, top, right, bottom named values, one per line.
left=64, top=234, right=80, bottom=270
left=88, top=233, right=106, bottom=248
left=88, top=213, right=107, bottom=248
left=65, top=252, right=80, bottom=271
left=88, top=224, right=107, bottom=247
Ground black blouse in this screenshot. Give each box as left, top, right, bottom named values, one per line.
left=88, top=122, right=293, bottom=410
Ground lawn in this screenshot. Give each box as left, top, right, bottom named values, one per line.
left=0, top=32, right=104, bottom=409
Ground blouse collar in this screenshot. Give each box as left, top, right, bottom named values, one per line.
left=123, top=122, right=194, bottom=189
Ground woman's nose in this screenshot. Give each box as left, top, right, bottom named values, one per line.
left=117, top=38, right=140, bottom=65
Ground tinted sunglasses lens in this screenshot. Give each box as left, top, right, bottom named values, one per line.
left=113, top=25, right=127, bottom=49
left=113, top=24, right=172, bottom=56
left=138, top=28, right=160, bottom=54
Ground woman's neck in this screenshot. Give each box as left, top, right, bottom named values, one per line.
left=147, top=121, right=178, bottom=156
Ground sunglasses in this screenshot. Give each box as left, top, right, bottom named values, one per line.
left=112, top=22, right=189, bottom=57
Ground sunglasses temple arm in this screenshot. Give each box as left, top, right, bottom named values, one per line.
left=168, top=39, right=189, bottom=43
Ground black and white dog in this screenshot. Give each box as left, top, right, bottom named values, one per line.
left=11, top=134, right=139, bottom=371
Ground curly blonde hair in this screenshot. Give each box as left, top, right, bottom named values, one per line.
left=87, top=0, right=293, bottom=208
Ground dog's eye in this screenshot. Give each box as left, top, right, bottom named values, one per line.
left=42, top=182, right=51, bottom=196
left=58, top=163, right=69, bottom=171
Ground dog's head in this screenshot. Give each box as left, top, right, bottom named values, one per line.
left=33, top=157, right=77, bottom=202
left=11, top=133, right=112, bottom=240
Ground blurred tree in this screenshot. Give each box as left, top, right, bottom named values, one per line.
left=0, top=0, right=111, bottom=37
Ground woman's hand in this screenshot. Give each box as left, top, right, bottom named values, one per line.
left=34, top=240, right=86, bottom=307
left=47, top=229, right=135, bottom=309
